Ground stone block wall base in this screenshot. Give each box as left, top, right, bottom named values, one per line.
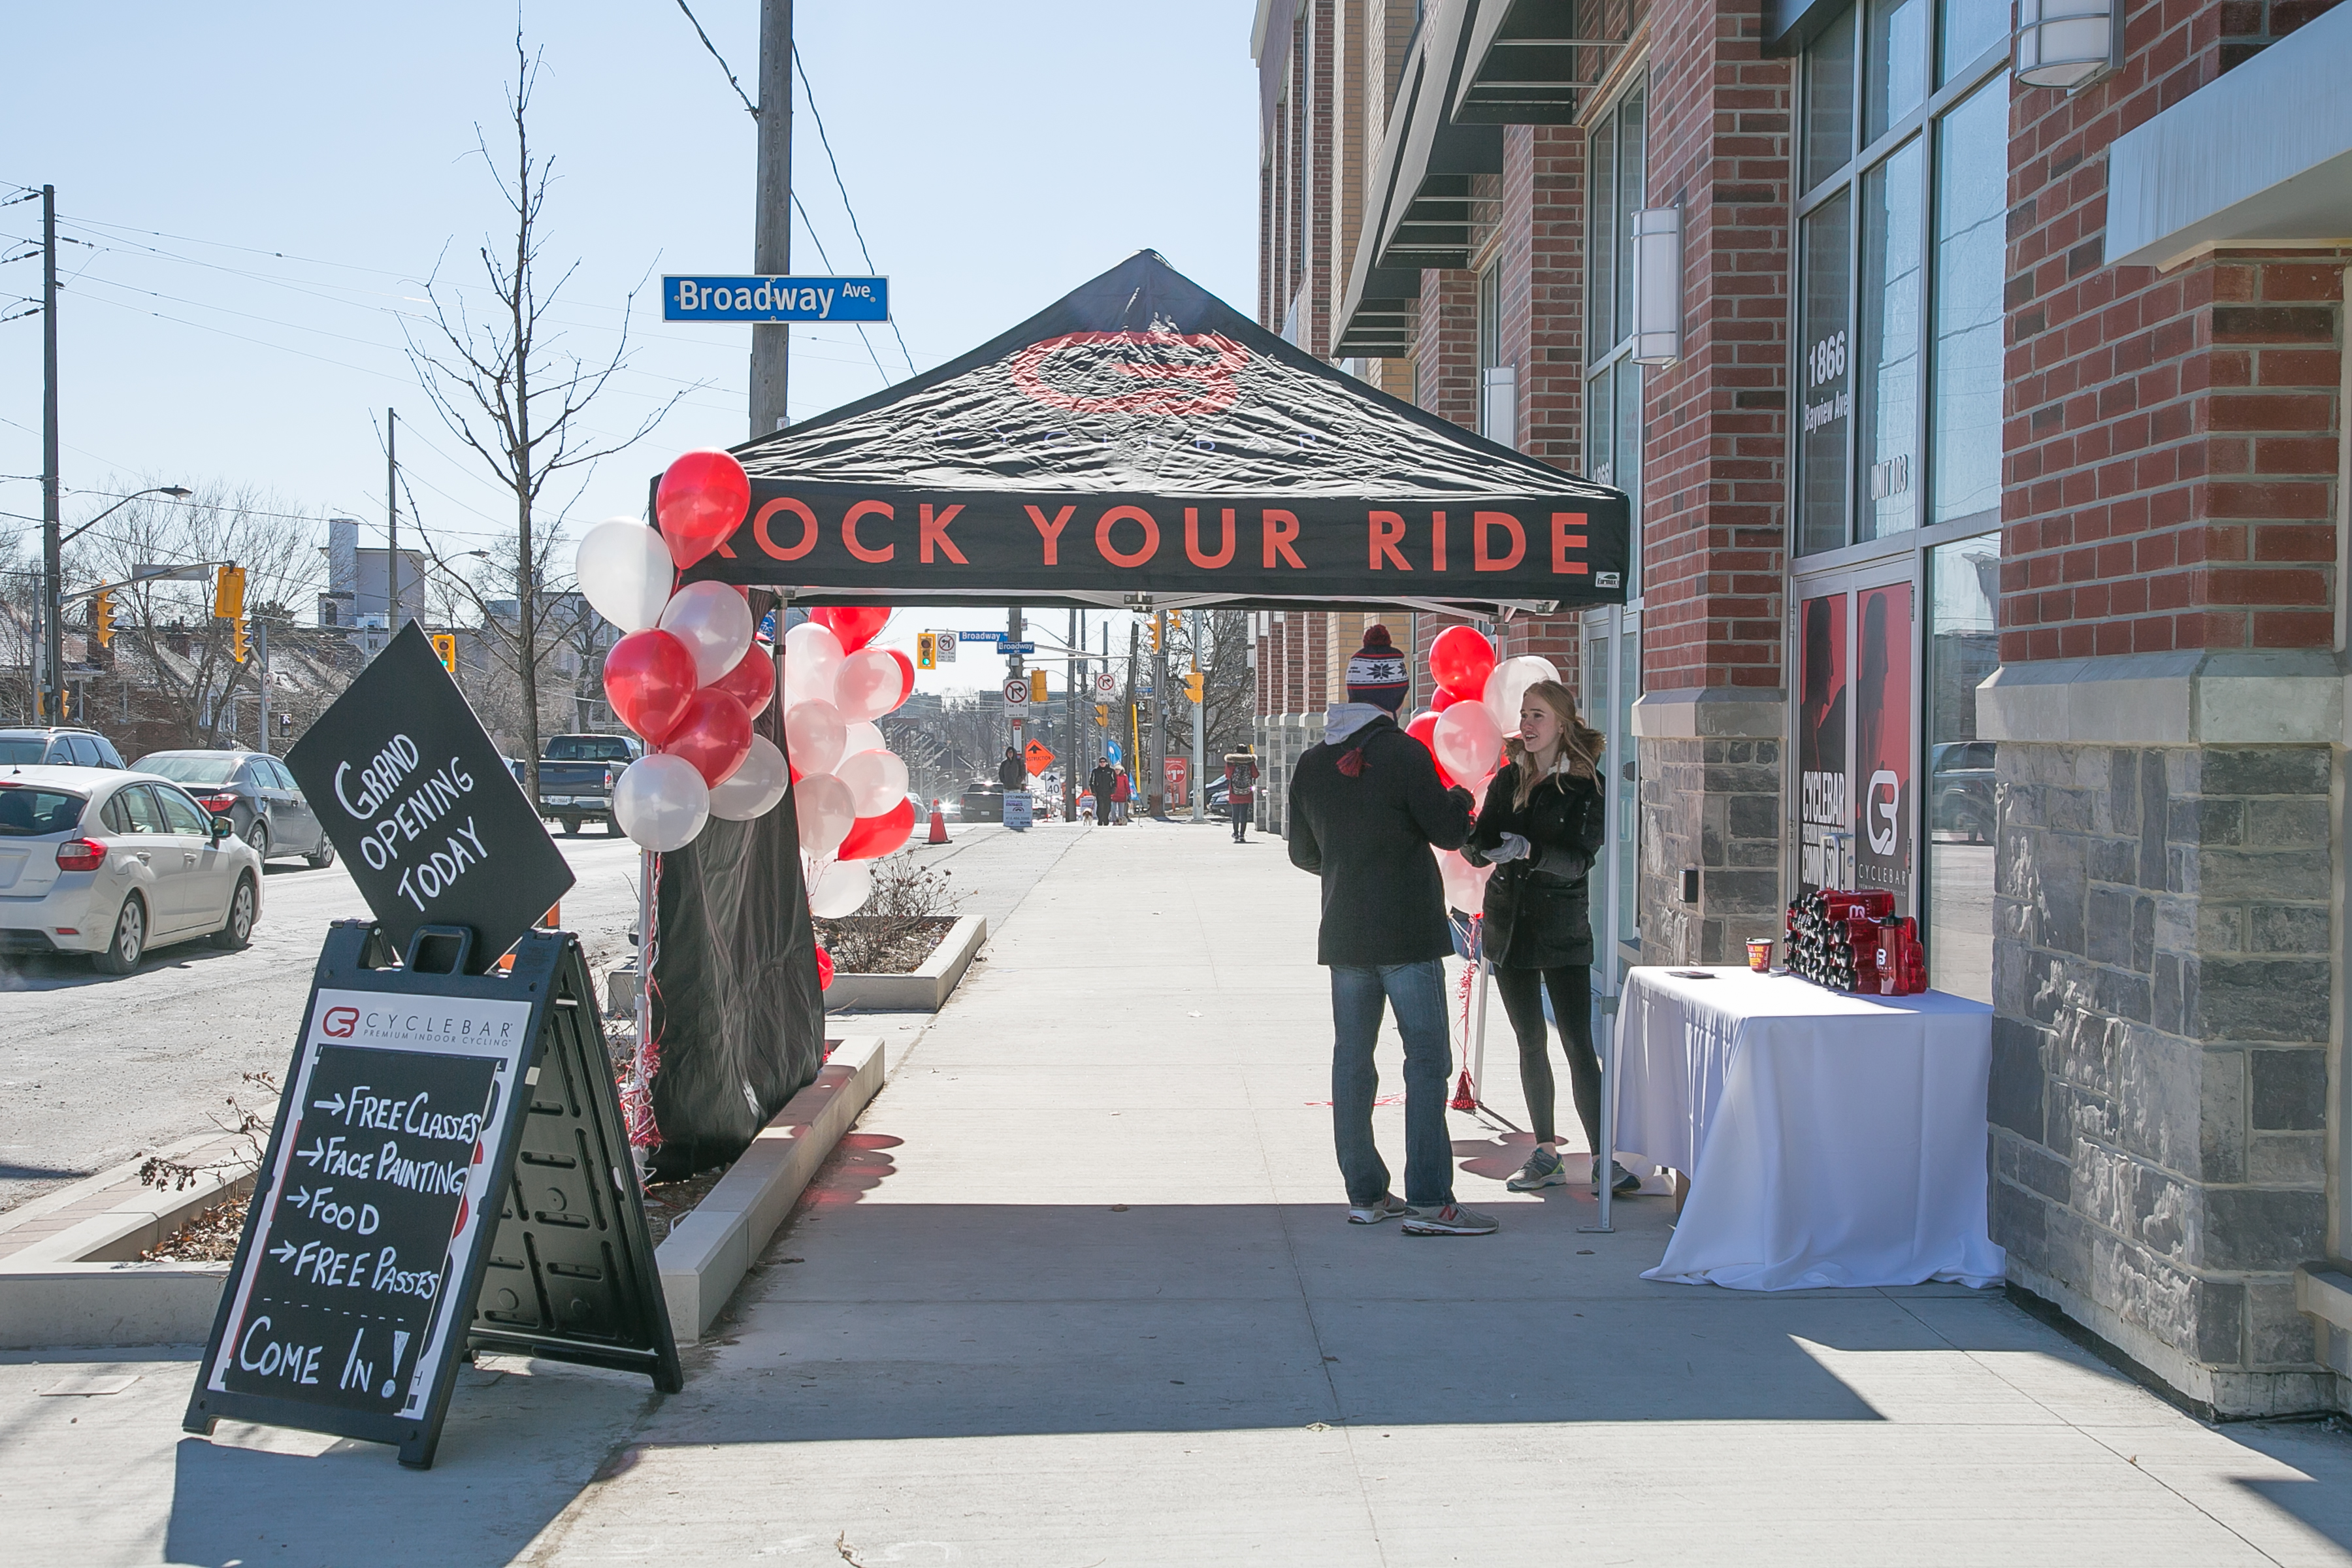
left=1637, top=736, right=1784, bottom=965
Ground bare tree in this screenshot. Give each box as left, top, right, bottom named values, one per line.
left=402, top=25, right=684, bottom=804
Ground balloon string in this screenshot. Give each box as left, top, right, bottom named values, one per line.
left=623, top=851, right=664, bottom=1149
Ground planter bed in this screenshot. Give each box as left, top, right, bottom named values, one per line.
left=821, top=914, right=987, bottom=1012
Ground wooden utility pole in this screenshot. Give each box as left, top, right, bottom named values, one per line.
left=750, top=0, right=793, bottom=438
left=385, top=408, right=400, bottom=634
left=39, top=185, right=60, bottom=721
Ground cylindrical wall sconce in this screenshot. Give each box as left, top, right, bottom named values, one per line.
left=1629, top=204, right=1683, bottom=367
left=2014, top=0, right=2119, bottom=90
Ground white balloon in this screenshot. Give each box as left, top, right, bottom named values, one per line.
left=794, top=771, right=857, bottom=858
left=575, top=519, right=675, bottom=633
left=1436, top=846, right=1492, bottom=913
left=658, top=580, right=755, bottom=686
left=1482, top=655, right=1561, bottom=737
left=612, top=754, right=709, bottom=851
left=783, top=622, right=845, bottom=707
left=1433, top=700, right=1503, bottom=783
left=842, top=719, right=885, bottom=757
left=708, top=734, right=789, bottom=821
left=832, top=647, right=902, bottom=724
left=808, top=856, right=872, bottom=919
left=782, top=698, right=847, bottom=779
left=835, top=747, right=910, bottom=818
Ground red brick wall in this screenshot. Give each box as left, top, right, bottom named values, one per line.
left=1495, top=123, right=1588, bottom=467
left=1417, top=269, right=1481, bottom=431
left=1636, top=0, right=1792, bottom=696
left=2001, top=1, right=2350, bottom=661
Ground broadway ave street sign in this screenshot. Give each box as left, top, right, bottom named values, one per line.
left=664, top=274, right=889, bottom=323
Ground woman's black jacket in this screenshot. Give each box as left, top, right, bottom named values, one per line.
left=1465, top=763, right=1606, bottom=970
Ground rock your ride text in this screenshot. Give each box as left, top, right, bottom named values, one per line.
left=331, top=734, right=491, bottom=913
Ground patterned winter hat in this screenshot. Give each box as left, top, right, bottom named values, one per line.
left=1345, top=625, right=1409, bottom=712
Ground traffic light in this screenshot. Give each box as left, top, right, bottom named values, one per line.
left=1095, top=704, right=1109, bottom=726
left=213, top=564, right=246, bottom=622
left=1029, top=668, right=1049, bottom=704
left=229, top=619, right=251, bottom=664
left=1184, top=670, right=1205, bottom=704
left=90, top=586, right=116, bottom=648
left=431, top=632, right=458, bottom=674
left=1149, top=615, right=1161, bottom=652
left=917, top=631, right=938, bottom=670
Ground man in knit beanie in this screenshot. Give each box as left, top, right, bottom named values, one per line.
left=1286, top=625, right=1493, bottom=1236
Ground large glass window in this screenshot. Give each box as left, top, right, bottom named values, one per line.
left=1931, top=80, right=2004, bottom=531
left=1927, top=533, right=1999, bottom=1002
left=1798, top=195, right=1853, bottom=557
left=1588, top=84, right=1648, bottom=592
left=1857, top=139, right=1923, bottom=540
left=1803, top=7, right=1857, bottom=191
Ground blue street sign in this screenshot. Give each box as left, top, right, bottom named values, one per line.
left=1000, top=642, right=1036, bottom=655
left=962, top=630, right=1007, bottom=646
left=663, top=275, right=889, bottom=323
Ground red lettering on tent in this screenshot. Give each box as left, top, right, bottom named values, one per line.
left=1550, top=513, right=1590, bottom=575
left=1369, top=512, right=1410, bottom=571
left=1026, top=504, right=1076, bottom=565
left=1475, top=512, right=1524, bottom=573
left=843, top=500, right=894, bottom=563
left=1097, top=506, right=1160, bottom=568
left=921, top=504, right=968, bottom=565
left=1262, top=510, right=1303, bottom=570
left=1007, top=331, right=1250, bottom=417
left=1184, top=508, right=1236, bottom=568
left=754, top=498, right=819, bottom=562
left=1431, top=512, right=1448, bottom=573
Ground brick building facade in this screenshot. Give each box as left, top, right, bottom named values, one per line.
left=1259, top=0, right=2352, bottom=1415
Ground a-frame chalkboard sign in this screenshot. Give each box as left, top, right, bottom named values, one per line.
left=184, top=919, right=681, bottom=1469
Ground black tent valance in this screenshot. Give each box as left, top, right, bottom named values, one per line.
left=679, top=252, right=1629, bottom=617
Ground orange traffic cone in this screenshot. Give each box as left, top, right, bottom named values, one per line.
left=926, top=799, right=949, bottom=844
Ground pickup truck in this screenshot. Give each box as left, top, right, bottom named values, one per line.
left=536, top=733, right=642, bottom=835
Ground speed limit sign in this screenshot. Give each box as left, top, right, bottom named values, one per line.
left=1002, top=677, right=1030, bottom=708
left=1092, top=670, right=1117, bottom=698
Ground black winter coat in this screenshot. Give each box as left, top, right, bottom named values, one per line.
left=1287, top=715, right=1473, bottom=967
left=1466, top=764, right=1605, bottom=970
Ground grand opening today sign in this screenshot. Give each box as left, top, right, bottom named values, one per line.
left=285, top=623, right=573, bottom=970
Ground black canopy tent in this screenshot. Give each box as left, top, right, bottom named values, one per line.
left=643, top=250, right=1629, bottom=1177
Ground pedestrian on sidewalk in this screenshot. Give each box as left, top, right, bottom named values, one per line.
left=998, top=747, right=1028, bottom=791
left=1088, top=759, right=1117, bottom=826
left=1109, top=766, right=1131, bottom=825
left=1463, top=679, right=1636, bottom=1198
left=1223, top=751, right=1257, bottom=842
left=1287, top=625, right=1494, bottom=1237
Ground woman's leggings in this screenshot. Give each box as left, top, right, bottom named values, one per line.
left=1491, top=963, right=1598, bottom=1149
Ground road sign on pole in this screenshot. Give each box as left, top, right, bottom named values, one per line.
left=1092, top=670, right=1117, bottom=698
left=662, top=275, right=889, bottom=323
left=1002, top=677, right=1030, bottom=708
left=936, top=630, right=957, bottom=662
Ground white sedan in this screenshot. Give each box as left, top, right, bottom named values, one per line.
left=0, top=765, right=265, bottom=973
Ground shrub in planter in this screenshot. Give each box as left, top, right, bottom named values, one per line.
left=815, top=852, right=964, bottom=974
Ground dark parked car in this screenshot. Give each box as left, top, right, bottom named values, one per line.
left=133, top=749, right=334, bottom=867
left=0, top=727, right=127, bottom=769
left=538, top=733, right=641, bottom=835
left=1930, top=740, right=1995, bottom=843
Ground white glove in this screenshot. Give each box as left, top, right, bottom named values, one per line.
left=1487, top=832, right=1531, bottom=863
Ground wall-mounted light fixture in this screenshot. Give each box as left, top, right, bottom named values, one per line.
left=1629, top=204, right=1683, bottom=367
left=2014, top=0, right=2120, bottom=90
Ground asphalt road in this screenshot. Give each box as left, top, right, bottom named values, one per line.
left=0, top=825, right=644, bottom=1215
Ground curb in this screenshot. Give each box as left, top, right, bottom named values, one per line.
left=823, top=915, right=987, bottom=1012
left=654, top=1036, right=886, bottom=1341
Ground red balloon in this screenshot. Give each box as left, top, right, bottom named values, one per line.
left=1431, top=685, right=1467, bottom=712
left=887, top=648, right=915, bottom=704
left=815, top=604, right=890, bottom=653
left=814, top=945, right=835, bottom=990
left=836, top=797, right=915, bottom=860
left=711, top=643, right=776, bottom=719
left=602, top=629, right=699, bottom=743
left=655, top=449, right=750, bottom=570
left=661, top=688, right=754, bottom=787
left=1429, top=626, right=1497, bottom=698
left=1404, top=710, right=1458, bottom=789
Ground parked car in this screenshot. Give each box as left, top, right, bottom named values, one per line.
left=0, top=766, right=263, bottom=973
left=538, top=733, right=642, bottom=836
left=1930, top=740, right=1995, bottom=843
left=0, top=727, right=127, bottom=769
left=133, top=749, right=334, bottom=868
left=959, top=781, right=1004, bottom=822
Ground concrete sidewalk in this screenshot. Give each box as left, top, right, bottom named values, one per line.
left=8, top=821, right=2352, bottom=1563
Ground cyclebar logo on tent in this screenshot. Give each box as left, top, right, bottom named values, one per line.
left=1007, top=331, right=1250, bottom=417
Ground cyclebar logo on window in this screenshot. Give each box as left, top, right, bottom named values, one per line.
left=286, top=623, right=573, bottom=971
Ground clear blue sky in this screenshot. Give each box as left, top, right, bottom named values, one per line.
left=3, top=1, right=1262, bottom=691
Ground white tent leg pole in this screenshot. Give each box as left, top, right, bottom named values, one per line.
left=1580, top=996, right=1617, bottom=1233
left=1469, top=955, right=1492, bottom=1105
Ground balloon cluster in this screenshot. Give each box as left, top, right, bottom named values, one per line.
left=1399, top=626, right=1561, bottom=913
left=574, top=449, right=916, bottom=926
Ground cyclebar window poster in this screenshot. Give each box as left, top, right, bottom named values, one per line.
left=1854, top=583, right=1914, bottom=911
left=1797, top=593, right=1848, bottom=896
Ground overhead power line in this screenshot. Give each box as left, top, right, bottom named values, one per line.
left=674, top=0, right=759, bottom=119
left=794, top=44, right=918, bottom=379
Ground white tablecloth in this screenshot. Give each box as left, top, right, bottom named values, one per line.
left=1613, top=966, right=2005, bottom=1291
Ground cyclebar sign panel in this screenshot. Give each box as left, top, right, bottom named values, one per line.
left=199, top=987, right=534, bottom=1430
left=286, top=623, right=574, bottom=969
left=677, top=251, right=1629, bottom=613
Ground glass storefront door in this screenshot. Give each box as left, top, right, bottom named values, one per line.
left=1791, top=563, right=1919, bottom=919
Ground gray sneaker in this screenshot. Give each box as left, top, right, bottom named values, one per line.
left=1347, top=1194, right=1418, bottom=1225
left=1507, top=1147, right=1567, bottom=1191
left=1593, top=1158, right=1642, bottom=1196
left=1400, top=1202, right=1499, bottom=1236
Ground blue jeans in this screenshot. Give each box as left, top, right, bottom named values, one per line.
left=1329, top=959, right=1455, bottom=1209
